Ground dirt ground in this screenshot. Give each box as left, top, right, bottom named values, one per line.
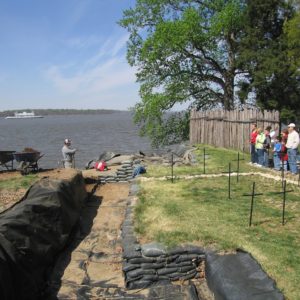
left=0, top=169, right=83, bottom=212
left=46, top=183, right=131, bottom=299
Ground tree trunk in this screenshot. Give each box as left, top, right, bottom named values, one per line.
left=224, top=72, right=235, bottom=110
left=223, top=34, right=236, bottom=110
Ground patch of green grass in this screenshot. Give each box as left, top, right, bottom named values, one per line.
left=0, top=175, right=38, bottom=191
left=135, top=175, right=300, bottom=300
left=144, top=144, right=259, bottom=178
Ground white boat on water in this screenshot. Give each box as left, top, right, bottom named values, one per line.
left=5, top=111, right=44, bottom=119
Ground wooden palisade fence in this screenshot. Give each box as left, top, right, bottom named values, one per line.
left=190, top=109, right=280, bottom=153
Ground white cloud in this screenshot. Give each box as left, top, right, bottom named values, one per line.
left=45, top=34, right=137, bottom=101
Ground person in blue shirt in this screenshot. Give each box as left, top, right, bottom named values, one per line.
left=273, top=137, right=282, bottom=171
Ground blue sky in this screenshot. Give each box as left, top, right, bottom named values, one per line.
left=0, top=0, right=139, bottom=110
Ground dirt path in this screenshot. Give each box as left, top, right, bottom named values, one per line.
left=49, top=183, right=131, bottom=299
left=141, top=171, right=300, bottom=186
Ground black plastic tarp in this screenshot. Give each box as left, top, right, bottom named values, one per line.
left=0, top=174, right=87, bottom=300
left=206, top=250, right=284, bottom=300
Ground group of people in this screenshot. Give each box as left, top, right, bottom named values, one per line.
left=250, top=123, right=300, bottom=175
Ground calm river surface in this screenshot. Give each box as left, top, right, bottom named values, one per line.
left=0, top=112, right=155, bottom=169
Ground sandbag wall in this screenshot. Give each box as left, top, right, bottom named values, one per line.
left=0, top=171, right=87, bottom=300
left=101, top=160, right=134, bottom=183
left=122, top=206, right=205, bottom=290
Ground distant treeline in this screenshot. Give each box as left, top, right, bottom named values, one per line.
left=0, top=109, right=125, bottom=117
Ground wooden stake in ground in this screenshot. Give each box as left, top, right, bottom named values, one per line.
left=243, top=182, right=263, bottom=227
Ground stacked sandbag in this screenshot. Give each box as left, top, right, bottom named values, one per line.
left=123, top=243, right=205, bottom=289
left=122, top=206, right=205, bottom=290
left=97, top=161, right=134, bottom=183
left=116, top=160, right=134, bottom=181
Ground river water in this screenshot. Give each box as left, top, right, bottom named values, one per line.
left=0, top=112, right=155, bottom=169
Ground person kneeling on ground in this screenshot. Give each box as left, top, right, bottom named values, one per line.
left=62, top=138, right=77, bottom=168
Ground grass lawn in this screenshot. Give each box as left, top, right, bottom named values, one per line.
left=136, top=150, right=300, bottom=299
left=0, top=174, right=38, bottom=191
left=145, top=144, right=265, bottom=178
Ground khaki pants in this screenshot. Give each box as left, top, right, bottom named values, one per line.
left=64, top=161, right=73, bottom=169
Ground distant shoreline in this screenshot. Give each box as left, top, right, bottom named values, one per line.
left=0, top=109, right=128, bottom=117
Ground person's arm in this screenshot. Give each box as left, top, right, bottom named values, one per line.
left=293, top=132, right=300, bottom=149
left=64, top=148, right=76, bottom=154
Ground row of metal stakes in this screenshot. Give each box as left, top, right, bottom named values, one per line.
left=170, top=149, right=294, bottom=227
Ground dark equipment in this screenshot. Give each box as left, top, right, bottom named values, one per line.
left=0, top=151, right=15, bottom=170
left=13, top=151, right=44, bottom=175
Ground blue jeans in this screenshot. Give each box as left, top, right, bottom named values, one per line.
left=273, top=154, right=281, bottom=170
left=287, top=148, right=298, bottom=174
left=257, top=149, right=265, bottom=166
left=250, top=144, right=257, bottom=163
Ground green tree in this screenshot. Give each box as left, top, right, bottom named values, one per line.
left=120, top=0, right=246, bottom=146
left=237, top=0, right=299, bottom=121
left=284, top=2, right=300, bottom=72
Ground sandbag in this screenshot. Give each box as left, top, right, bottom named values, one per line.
left=141, top=242, right=167, bottom=257
left=0, top=174, right=87, bottom=300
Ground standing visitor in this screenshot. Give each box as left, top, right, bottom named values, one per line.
left=281, top=128, right=289, bottom=144
left=250, top=123, right=258, bottom=164
left=286, top=123, right=300, bottom=174
left=280, top=138, right=288, bottom=171
left=263, top=127, right=271, bottom=167
left=273, top=137, right=282, bottom=171
left=62, top=138, right=77, bottom=168
left=255, top=128, right=265, bottom=166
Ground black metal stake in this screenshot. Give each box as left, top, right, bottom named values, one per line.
left=243, top=182, right=263, bottom=227
left=271, top=180, right=293, bottom=226
left=249, top=182, right=255, bottom=227
left=171, top=153, right=174, bottom=183
left=203, top=148, right=206, bottom=174
left=282, top=180, right=286, bottom=225
left=228, top=163, right=231, bottom=199
left=237, top=152, right=240, bottom=182
left=281, top=159, right=285, bottom=188
left=232, top=152, right=245, bottom=183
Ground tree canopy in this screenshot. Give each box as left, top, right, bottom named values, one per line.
left=120, top=0, right=299, bottom=146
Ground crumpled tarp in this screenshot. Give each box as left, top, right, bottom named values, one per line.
left=206, top=250, right=284, bottom=300
left=0, top=173, right=87, bottom=300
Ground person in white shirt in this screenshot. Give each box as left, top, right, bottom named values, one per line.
left=62, top=139, right=77, bottom=168
left=286, top=123, right=300, bottom=174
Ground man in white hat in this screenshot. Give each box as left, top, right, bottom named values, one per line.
left=62, top=138, right=77, bottom=168
left=286, top=123, right=299, bottom=174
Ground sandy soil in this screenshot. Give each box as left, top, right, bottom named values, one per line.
left=49, top=183, right=131, bottom=299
